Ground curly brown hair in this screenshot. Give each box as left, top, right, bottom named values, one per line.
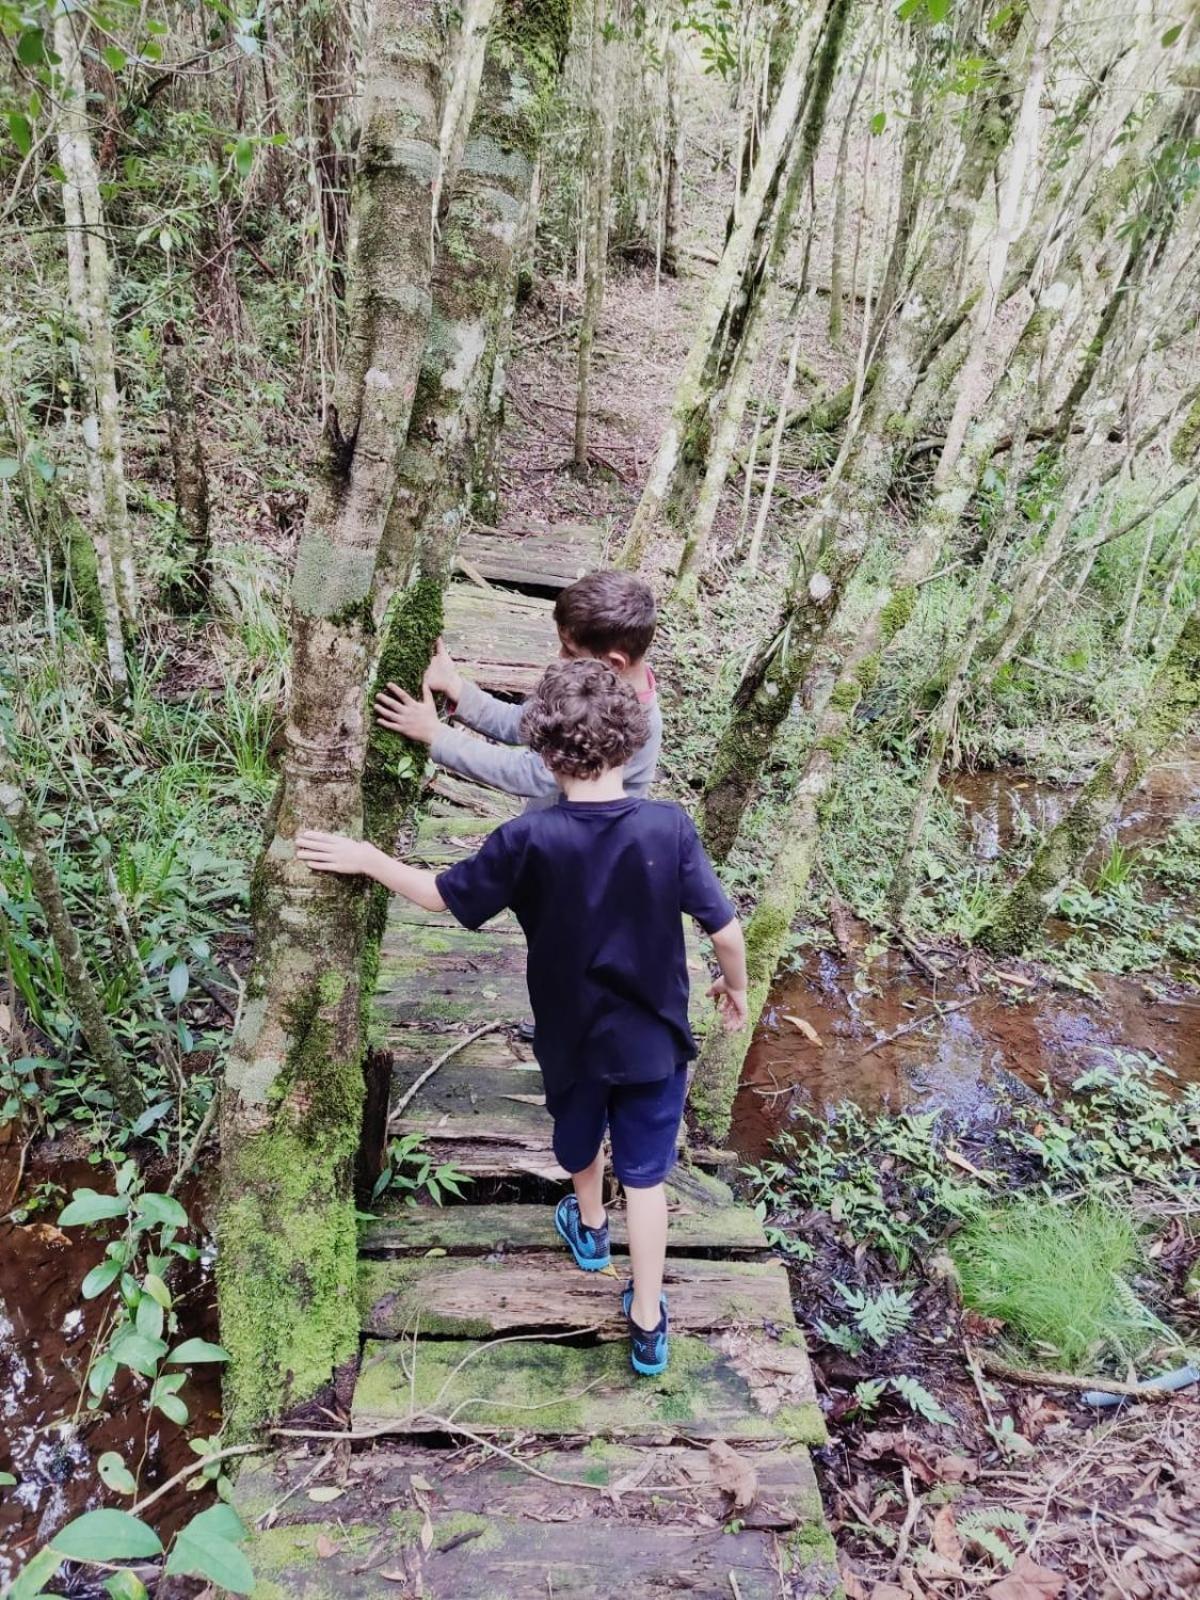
left=520, top=659, right=650, bottom=781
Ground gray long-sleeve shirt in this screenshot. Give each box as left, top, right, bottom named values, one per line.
left=430, top=677, right=662, bottom=810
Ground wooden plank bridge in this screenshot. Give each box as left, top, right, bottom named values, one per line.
left=238, top=522, right=836, bottom=1598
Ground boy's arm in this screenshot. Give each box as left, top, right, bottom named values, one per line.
left=707, top=919, right=749, bottom=1031
left=451, top=679, right=527, bottom=745
left=295, top=832, right=445, bottom=911
left=429, top=722, right=560, bottom=800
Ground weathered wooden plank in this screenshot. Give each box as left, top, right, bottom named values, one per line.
left=443, top=586, right=558, bottom=695
left=238, top=1438, right=821, bottom=1532
left=376, top=940, right=529, bottom=1026
left=460, top=520, right=607, bottom=590
left=428, top=770, right=523, bottom=820
left=248, top=1517, right=787, bottom=1599
left=353, top=1332, right=824, bottom=1444
left=359, top=1192, right=769, bottom=1256
left=358, top=1254, right=792, bottom=1339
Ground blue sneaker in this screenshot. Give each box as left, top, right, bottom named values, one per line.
left=553, top=1195, right=610, bottom=1272
left=622, top=1282, right=669, bottom=1376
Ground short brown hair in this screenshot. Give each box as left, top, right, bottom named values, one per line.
left=553, top=571, right=656, bottom=662
left=520, top=659, right=650, bottom=780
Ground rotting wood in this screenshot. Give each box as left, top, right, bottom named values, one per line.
left=358, top=1195, right=769, bottom=1256
left=358, top=1253, right=792, bottom=1338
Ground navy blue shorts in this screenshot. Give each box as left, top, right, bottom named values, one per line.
left=546, top=1065, right=688, bottom=1188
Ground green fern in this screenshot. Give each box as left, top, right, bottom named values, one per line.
left=890, top=1374, right=953, bottom=1425
left=957, top=1508, right=1028, bottom=1569
left=835, top=1282, right=915, bottom=1348
left=852, top=1378, right=887, bottom=1416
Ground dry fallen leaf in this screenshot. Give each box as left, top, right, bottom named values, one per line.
left=379, top=1570, right=407, bottom=1584
left=782, top=1013, right=823, bottom=1046
left=306, top=1485, right=343, bottom=1504
left=419, top=1511, right=434, bottom=1551
left=707, top=1439, right=758, bottom=1509
left=868, top=1584, right=909, bottom=1600
left=981, top=1553, right=1066, bottom=1600
left=931, top=1505, right=964, bottom=1565
left=934, top=1453, right=979, bottom=1483
left=315, top=1534, right=338, bottom=1559
left=839, top=1565, right=869, bottom=1600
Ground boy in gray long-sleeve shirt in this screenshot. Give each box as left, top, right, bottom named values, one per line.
left=375, top=571, right=662, bottom=810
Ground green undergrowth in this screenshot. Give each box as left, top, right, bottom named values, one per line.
left=748, top=1051, right=1199, bottom=1389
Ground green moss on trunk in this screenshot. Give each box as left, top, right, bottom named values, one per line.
left=364, top=576, right=445, bottom=849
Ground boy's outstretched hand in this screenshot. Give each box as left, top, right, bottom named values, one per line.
left=374, top=681, right=440, bottom=745
left=423, top=637, right=464, bottom=701
left=708, top=976, right=749, bottom=1033
left=296, top=830, right=380, bottom=878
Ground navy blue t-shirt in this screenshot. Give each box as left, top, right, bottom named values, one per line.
left=435, top=797, right=736, bottom=1094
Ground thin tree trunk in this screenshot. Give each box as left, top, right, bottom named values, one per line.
left=888, top=422, right=1032, bottom=915
left=746, top=310, right=807, bottom=570
left=218, top=0, right=440, bottom=1438
left=828, top=54, right=869, bottom=344
left=433, top=0, right=499, bottom=222
left=671, top=0, right=854, bottom=585
left=660, top=28, right=683, bottom=275
left=575, top=0, right=616, bottom=469
left=0, top=736, right=138, bottom=1116
left=1151, top=498, right=1200, bottom=655
left=1119, top=517, right=1158, bottom=655
left=618, top=1, right=830, bottom=567
left=979, top=601, right=1200, bottom=957
left=161, top=322, right=211, bottom=607
left=54, top=9, right=137, bottom=687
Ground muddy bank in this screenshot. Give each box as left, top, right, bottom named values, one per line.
left=0, top=1149, right=220, bottom=1583
left=733, top=753, right=1200, bottom=1162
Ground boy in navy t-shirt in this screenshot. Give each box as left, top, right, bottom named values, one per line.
left=297, top=659, right=748, bottom=1376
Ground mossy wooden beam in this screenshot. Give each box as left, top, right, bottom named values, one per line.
left=352, top=1333, right=825, bottom=1445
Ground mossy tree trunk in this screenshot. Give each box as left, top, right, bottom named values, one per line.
left=574, top=0, right=617, bottom=470
left=828, top=52, right=869, bottom=345
left=979, top=602, right=1200, bottom=957
left=367, top=0, right=572, bottom=856
left=218, top=0, right=440, bottom=1438
left=693, top=21, right=1021, bottom=864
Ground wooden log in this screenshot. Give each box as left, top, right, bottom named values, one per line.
left=443, top=586, right=559, bottom=695
left=358, top=1253, right=792, bottom=1338
left=459, top=520, right=607, bottom=589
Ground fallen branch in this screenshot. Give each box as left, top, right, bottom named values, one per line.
left=130, top=1443, right=267, bottom=1517
left=389, top=1019, right=506, bottom=1123
left=856, top=995, right=980, bottom=1059
left=974, top=1349, right=1183, bottom=1402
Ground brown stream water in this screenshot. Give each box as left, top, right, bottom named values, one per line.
left=0, top=1152, right=220, bottom=1584
left=732, top=751, right=1200, bottom=1163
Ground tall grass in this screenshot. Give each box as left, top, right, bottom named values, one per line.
left=950, top=1197, right=1162, bottom=1372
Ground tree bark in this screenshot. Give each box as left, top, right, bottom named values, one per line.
left=217, top=0, right=440, bottom=1437
left=54, top=9, right=138, bottom=690
left=979, top=602, right=1200, bottom=957
left=828, top=53, right=870, bottom=345
left=0, top=736, right=138, bottom=1116
left=574, top=0, right=616, bottom=469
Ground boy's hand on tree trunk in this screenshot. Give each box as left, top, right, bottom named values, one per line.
left=708, top=976, right=749, bottom=1032
left=295, top=831, right=381, bottom=879
left=375, top=681, right=441, bottom=744
left=423, top=636, right=464, bottom=702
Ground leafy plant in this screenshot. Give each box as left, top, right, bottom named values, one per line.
left=372, top=1133, right=472, bottom=1207
left=890, top=1374, right=954, bottom=1426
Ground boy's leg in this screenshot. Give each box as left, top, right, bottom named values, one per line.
left=609, top=1065, right=687, bottom=1360
left=547, top=1078, right=611, bottom=1270
left=571, top=1147, right=607, bottom=1231
left=624, top=1182, right=668, bottom=1330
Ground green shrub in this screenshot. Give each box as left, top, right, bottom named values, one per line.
left=950, top=1197, right=1158, bottom=1372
